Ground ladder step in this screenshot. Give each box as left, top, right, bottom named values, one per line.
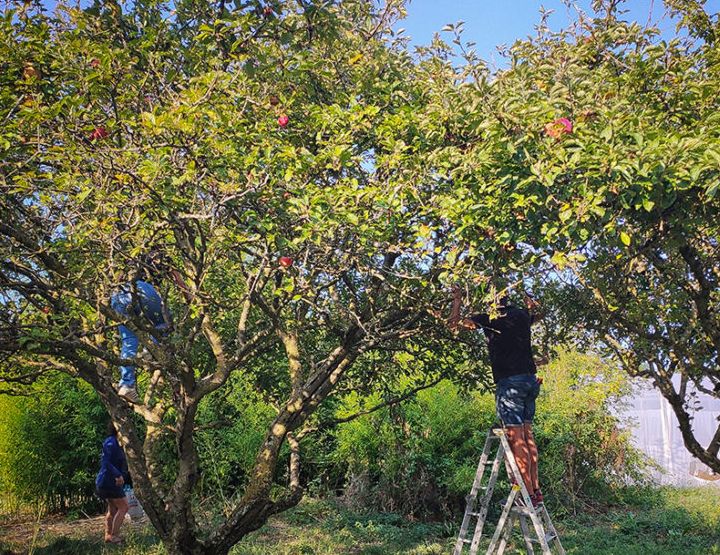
left=528, top=533, right=557, bottom=543
left=509, top=505, right=535, bottom=516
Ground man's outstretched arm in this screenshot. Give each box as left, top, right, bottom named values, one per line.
left=449, top=286, right=485, bottom=331
left=524, top=293, right=544, bottom=324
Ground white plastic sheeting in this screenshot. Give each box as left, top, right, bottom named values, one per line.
left=622, top=378, right=720, bottom=487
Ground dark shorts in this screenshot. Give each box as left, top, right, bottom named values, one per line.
left=96, top=486, right=125, bottom=500
left=495, top=374, right=541, bottom=427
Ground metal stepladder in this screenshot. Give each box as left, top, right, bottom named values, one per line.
left=453, top=426, right=565, bottom=555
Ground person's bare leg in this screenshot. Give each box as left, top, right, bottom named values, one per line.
left=111, top=497, right=129, bottom=538
left=524, top=423, right=539, bottom=493
left=505, top=425, right=532, bottom=493
left=104, top=502, right=116, bottom=541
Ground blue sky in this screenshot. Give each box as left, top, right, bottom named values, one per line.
left=398, top=0, right=720, bottom=66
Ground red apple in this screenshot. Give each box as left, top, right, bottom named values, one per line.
left=278, top=114, right=289, bottom=128
left=89, top=126, right=109, bottom=141
left=283, top=191, right=291, bottom=199
left=279, top=256, right=293, bottom=268
left=544, top=117, right=573, bottom=138
left=263, top=6, right=273, bottom=16
left=269, top=94, right=280, bottom=106
left=90, top=58, right=100, bottom=68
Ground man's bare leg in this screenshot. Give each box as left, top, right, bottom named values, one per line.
left=524, top=422, right=540, bottom=493
left=505, top=425, right=533, bottom=493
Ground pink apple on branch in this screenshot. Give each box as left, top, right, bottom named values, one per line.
left=89, top=126, right=109, bottom=141
left=278, top=114, right=289, bottom=128
left=544, top=117, right=573, bottom=138
left=279, top=256, right=293, bottom=268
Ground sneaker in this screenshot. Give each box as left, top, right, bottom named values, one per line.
left=501, top=489, right=543, bottom=510
left=530, top=490, right=544, bottom=507
left=118, top=385, right=140, bottom=404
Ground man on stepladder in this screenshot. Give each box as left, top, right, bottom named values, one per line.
left=450, top=286, right=545, bottom=507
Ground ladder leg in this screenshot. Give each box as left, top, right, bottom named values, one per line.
left=538, top=505, right=565, bottom=555
left=519, top=516, right=535, bottom=555
left=467, top=440, right=506, bottom=552
left=496, top=514, right=515, bottom=555
left=528, top=511, right=552, bottom=554
left=497, top=432, right=536, bottom=509
left=454, top=431, right=500, bottom=555
left=497, top=432, right=551, bottom=554
left=485, top=485, right=518, bottom=554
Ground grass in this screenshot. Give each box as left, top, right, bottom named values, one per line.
left=555, top=487, right=720, bottom=555
left=1, top=487, right=718, bottom=554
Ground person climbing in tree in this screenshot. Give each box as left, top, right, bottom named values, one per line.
left=110, top=254, right=172, bottom=404
left=450, top=286, right=546, bottom=507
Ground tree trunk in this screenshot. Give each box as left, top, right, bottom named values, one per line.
left=163, top=536, right=212, bottom=555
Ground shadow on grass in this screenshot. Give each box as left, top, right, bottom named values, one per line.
left=233, top=499, right=453, bottom=554
left=32, top=537, right=104, bottom=555
left=0, top=524, right=163, bottom=555
left=547, top=486, right=720, bottom=555
left=5, top=488, right=720, bottom=555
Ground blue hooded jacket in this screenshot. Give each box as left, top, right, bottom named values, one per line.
left=95, top=435, right=127, bottom=490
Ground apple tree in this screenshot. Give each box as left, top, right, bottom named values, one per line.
left=414, top=0, right=720, bottom=472
left=0, top=1, right=500, bottom=553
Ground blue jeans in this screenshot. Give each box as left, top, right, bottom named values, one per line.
left=495, top=374, right=541, bottom=427
left=111, top=281, right=168, bottom=387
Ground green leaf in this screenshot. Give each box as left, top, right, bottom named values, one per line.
left=76, top=188, right=92, bottom=203
left=705, top=179, right=719, bottom=199
left=620, top=231, right=631, bottom=247
left=551, top=251, right=567, bottom=268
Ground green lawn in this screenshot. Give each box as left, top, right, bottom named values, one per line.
left=2, top=487, right=719, bottom=555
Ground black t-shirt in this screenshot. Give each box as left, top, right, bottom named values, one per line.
left=471, top=304, right=536, bottom=383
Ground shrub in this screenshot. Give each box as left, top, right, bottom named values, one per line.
left=195, top=372, right=277, bottom=506
left=0, top=374, right=106, bottom=514
left=331, top=349, right=647, bottom=518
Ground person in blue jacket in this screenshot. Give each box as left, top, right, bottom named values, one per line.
left=96, top=422, right=129, bottom=544
left=111, top=278, right=170, bottom=403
